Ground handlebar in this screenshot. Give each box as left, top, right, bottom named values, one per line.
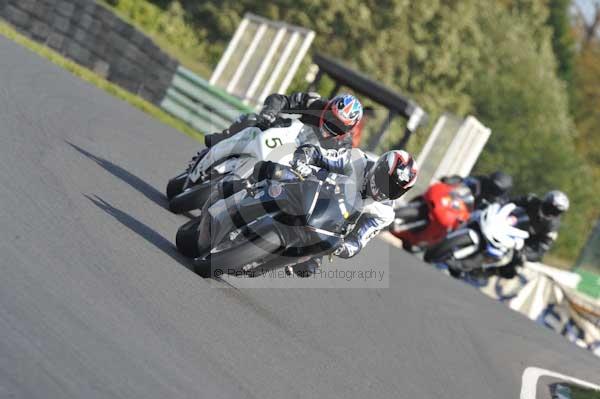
left=288, top=168, right=306, bottom=181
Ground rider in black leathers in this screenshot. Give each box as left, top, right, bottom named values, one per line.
left=513, top=190, right=569, bottom=262
left=204, top=92, right=359, bottom=150
left=497, top=190, right=569, bottom=279
left=441, top=171, right=513, bottom=210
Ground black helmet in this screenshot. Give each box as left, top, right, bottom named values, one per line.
left=367, top=150, right=418, bottom=201
left=541, top=190, right=570, bottom=216
left=487, top=171, right=513, bottom=197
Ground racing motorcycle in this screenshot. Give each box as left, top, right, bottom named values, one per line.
left=390, top=180, right=474, bottom=251
left=423, top=202, right=530, bottom=278
left=166, top=118, right=322, bottom=214
left=175, top=165, right=363, bottom=278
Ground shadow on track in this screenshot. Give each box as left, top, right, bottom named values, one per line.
left=67, top=141, right=167, bottom=209
left=85, top=194, right=194, bottom=273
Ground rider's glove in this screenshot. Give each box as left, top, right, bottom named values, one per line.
left=291, top=160, right=312, bottom=178
left=257, top=111, right=277, bottom=128
left=292, top=145, right=319, bottom=166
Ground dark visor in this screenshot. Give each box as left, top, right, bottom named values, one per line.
left=323, top=119, right=348, bottom=136
left=542, top=202, right=562, bottom=216
left=373, top=163, right=405, bottom=200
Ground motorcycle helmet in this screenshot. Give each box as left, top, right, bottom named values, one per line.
left=488, top=171, right=513, bottom=198
left=541, top=190, right=570, bottom=216
left=367, top=150, right=418, bottom=201
left=319, top=94, right=363, bottom=138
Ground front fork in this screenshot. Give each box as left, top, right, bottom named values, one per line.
left=449, top=228, right=480, bottom=260
left=185, top=148, right=210, bottom=188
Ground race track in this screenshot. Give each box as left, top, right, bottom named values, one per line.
left=0, top=36, right=598, bottom=399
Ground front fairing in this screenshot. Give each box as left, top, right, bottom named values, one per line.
left=306, top=173, right=362, bottom=234
left=234, top=179, right=323, bottom=229
left=193, top=120, right=306, bottom=184
left=426, top=182, right=472, bottom=229
left=220, top=171, right=360, bottom=258
left=455, top=203, right=529, bottom=268
left=282, top=173, right=361, bottom=256
left=233, top=172, right=361, bottom=228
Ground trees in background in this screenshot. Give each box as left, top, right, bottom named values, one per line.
left=572, top=1, right=600, bottom=173
left=108, top=0, right=598, bottom=260
left=548, top=0, right=576, bottom=83
left=565, top=1, right=600, bottom=260
left=572, top=45, right=600, bottom=170
left=467, top=0, right=596, bottom=259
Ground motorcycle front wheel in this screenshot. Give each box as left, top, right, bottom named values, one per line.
left=194, top=228, right=283, bottom=278
left=176, top=217, right=203, bottom=258
left=168, top=181, right=212, bottom=214
left=391, top=198, right=427, bottom=233
left=395, top=198, right=426, bottom=222
left=166, top=172, right=188, bottom=200
left=423, top=230, right=474, bottom=263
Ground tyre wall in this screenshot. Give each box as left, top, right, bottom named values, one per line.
left=0, top=0, right=179, bottom=104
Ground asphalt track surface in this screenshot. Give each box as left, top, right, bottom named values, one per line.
left=0, top=36, right=598, bottom=399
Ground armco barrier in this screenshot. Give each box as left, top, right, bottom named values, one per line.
left=455, top=262, right=600, bottom=357
left=160, top=66, right=255, bottom=134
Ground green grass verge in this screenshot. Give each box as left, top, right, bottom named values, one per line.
left=575, top=269, right=600, bottom=299
left=572, top=385, right=600, bottom=399
left=0, top=21, right=203, bottom=143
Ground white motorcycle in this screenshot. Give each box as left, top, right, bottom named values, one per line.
left=423, top=203, right=530, bottom=278
left=166, top=118, right=323, bottom=214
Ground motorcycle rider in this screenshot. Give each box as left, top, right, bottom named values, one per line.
left=178, top=93, right=362, bottom=203
left=182, top=93, right=363, bottom=188
left=441, top=171, right=513, bottom=209
left=492, top=190, right=570, bottom=279
left=204, top=92, right=362, bottom=150
left=512, top=190, right=570, bottom=262
left=190, top=145, right=417, bottom=275
left=257, top=144, right=418, bottom=276
left=188, top=141, right=417, bottom=278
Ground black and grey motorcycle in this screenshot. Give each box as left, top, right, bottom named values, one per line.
left=175, top=165, right=363, bottom=278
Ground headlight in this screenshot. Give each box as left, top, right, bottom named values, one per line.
left=268, top=182, right=283, bottom=198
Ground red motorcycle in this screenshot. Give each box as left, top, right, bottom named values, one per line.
left=390, top=181, right=474, bottom=251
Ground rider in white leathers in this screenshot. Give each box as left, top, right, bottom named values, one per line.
left=262, top=144, right=418, bottom=276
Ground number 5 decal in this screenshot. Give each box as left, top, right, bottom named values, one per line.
left=265, top=137, right=283, bottom=148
